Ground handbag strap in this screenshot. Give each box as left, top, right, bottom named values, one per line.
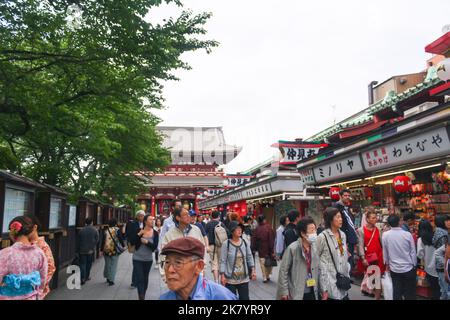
left=324, top=233, right=339, bottom=274
left=365, top=227, right=377, bottom=252
left=107, top=227, right=121, bottom=252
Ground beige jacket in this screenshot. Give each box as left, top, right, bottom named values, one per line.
left=159, top=224, right=206, bottom=279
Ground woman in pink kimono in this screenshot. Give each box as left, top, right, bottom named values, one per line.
left=0, top=216, right=48, bottom=300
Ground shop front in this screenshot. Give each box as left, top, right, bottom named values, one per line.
left=199, top=172, right=328, bottom=230
left=297, top=109, right=450, bottom=297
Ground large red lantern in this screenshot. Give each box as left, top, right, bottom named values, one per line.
left=393, top=175, right=412, bottom=193
left=329, top=187, right=341, bottom=201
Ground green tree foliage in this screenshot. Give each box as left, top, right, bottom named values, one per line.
left=0, top=0, right=217, bottom=203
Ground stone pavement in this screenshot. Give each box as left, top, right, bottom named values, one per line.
left=46, top=250, right=373, bottom=300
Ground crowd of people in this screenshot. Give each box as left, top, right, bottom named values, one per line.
left=0, top=191, right=449, bottom=301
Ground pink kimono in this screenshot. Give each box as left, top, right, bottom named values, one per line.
left=0, top=242, right=48, bottom=300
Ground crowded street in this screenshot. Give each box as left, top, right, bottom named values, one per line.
left=46, top=250, right=372, bottom=300
left=1, top=0, right=450, bottom=305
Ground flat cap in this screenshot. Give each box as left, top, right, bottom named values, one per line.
left=161, top=237, right=205, bottom=259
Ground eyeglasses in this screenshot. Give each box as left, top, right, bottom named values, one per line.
left=163, top=257, right=200, bottom=271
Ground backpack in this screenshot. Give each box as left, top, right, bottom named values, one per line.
left=214, top=222, right=228, bottom=247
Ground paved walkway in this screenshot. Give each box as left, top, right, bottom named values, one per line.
left=47, top=250, right=372, bottom=300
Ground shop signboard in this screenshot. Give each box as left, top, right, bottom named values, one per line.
left=243, top=183, right=272, bottom=199
left=298, top=168, right=316, bottom=185
left=225, top=175, right=253, bottom=188
left=274, top=141, right=329, bottom=165
left=362, top=126, right=450, bottom=172
left=313, top=154, right=364, bottom=183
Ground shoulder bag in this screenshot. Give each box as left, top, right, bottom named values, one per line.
left=324, top=233, right=351, bottom=291
left=107, top=227, right=125, bottom=255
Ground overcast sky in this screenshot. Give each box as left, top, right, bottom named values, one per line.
left=148, top=0, right=450, bottom=173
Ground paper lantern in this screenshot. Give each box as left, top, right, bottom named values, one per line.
left=329, top=187, right=341, bottom=201
left=437, top=58, right=450, bottom=81
left=393, top=175, right=412, bottom=193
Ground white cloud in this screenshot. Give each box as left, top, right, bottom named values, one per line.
left=149, top=0, right=450, bottom=173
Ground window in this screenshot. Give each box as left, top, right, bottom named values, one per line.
left=49, top=197, right=63, bottom=229
left=68, top=205, right=77, bottom=227
left=3, top=188, right=32, bottom=233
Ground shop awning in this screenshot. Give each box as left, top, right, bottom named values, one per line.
left=297, top=108, right=450, bottom=187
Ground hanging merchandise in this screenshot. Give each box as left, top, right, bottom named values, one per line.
left=393, top=175, right=412, bottom=193
left=329, top=187, right=341, bottom=201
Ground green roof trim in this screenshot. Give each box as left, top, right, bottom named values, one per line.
left=367, top=134, right=382, bottom=143
left=307, top=77, right=441, bottom=142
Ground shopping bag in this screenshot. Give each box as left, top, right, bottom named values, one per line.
left=361, top=272, right=374, bottom=295
left=381, top=272, right=393, bottom=300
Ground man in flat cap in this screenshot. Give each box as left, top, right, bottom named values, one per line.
left=159, top=237, right=237, bottom=300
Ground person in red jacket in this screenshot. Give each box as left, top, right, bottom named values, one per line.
left=251, top=215, right=275, bottom=283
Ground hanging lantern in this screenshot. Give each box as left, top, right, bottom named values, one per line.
left=393, top=175, right=412, bottom=193
left=329, top=187, right=341, bottom=201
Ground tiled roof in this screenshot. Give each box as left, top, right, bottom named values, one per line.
left=307, top=77, right=442, bottom=142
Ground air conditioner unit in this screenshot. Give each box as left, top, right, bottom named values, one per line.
left=403, top=102, right=439, bottom=118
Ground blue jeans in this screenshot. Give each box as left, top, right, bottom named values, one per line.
left=79, top=254, right=93, bottom=282
left=437, top=271, right=450, bottom=300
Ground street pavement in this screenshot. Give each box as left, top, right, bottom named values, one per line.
left=47, top=250, right=373, bottom=300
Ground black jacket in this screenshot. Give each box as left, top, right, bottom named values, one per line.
left=125, top=220, right=142, bottom=246
left=205, top=220, right=220, bottom=245
left=283, top=223, right=298, bottom=249
left=333, top=201, right=358, bottom=245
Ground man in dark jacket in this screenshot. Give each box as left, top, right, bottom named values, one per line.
left=251, top=215, right=275, bottom=283
left=333, top=189, right=358, bottom=272
left=283, top=209, right=301, bottom=253
left=77, top=217, right=99, bottom=285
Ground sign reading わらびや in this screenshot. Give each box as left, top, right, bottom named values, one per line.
left=362, top=127, right=450, bottom=172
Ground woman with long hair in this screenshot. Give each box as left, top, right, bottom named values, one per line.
left=133, top=214, right=159, bottom=300
left=0, top=216, right=48, bottom=300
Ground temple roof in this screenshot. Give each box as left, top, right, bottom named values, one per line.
left=156, top=126, right=242, bottom=165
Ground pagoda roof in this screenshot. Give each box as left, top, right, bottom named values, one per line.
left=156, top=126, right=242, bottom=165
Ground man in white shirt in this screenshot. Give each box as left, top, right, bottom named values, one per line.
left=275, top=215, right=288, bottom=260
left=158, top=200, right=182, bottom=251
left=382, top=214, right=417, bottom=300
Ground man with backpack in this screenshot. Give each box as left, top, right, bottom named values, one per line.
left=205, top=211, right=229, bottom=283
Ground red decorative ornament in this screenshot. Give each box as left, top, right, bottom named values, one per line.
left=393, top=175, right=412, bottom=193
left=329, top=187, right=341, bottom=201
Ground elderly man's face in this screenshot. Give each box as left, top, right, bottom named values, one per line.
left=137, top=214, right=145, bottom=223
left=164, top=253, right=204, bottom=292
left=177, top=209, right=191, bottom=226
